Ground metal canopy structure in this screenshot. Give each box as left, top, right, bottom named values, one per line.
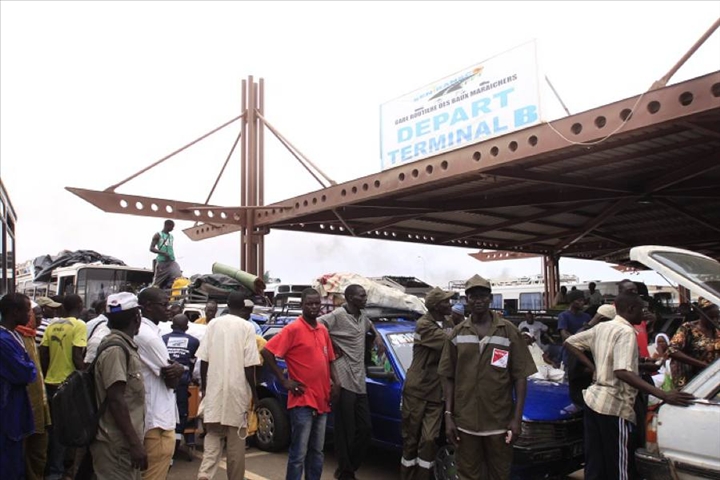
left=64, top=20, right=719, bottom=309
left=68, top=72, right=720, bottom=273
left=242, top=72, right=720, bottom=263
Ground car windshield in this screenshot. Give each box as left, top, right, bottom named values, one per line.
left=649, top=251, right=720, bottom=299
left=386, top=332, right=415, bottom=373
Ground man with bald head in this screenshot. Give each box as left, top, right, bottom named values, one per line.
left=163, top=313, right=200, bottom=460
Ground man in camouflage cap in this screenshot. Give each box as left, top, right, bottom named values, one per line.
left=439, top=275, right=536, bottom=480
left=400, top=287, right=455, bottom=480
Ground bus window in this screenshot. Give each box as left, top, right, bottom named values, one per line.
left=77, top=268, right=154, bottom=308
left=491, top=294, right=503, bottom=310
left=519, top=292, right=543, bottom=311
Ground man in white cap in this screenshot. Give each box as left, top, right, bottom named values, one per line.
left=450, top=303, right=465, bottom=330
left=439, top=275, right=536, bottom=480
left=91, top=292, right=148, bottom=479
left=401, top=287, right=455, bottom=480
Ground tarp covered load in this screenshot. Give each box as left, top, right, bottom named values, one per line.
left=212, top=263, right=266, bottom=295
left=34, top=250, right=126, bottom=283
left=313, top=273, right=427, bottom=314
left=190, top=274, right=253, bottom=301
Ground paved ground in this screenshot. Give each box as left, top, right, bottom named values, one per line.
left=168, top=444, right=400, bottom=480
left=167, top=444, right=584, bottom=479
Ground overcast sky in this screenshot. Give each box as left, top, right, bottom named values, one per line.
left=2, top=1, right=719, bottom=288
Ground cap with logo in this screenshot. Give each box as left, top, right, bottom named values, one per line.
left=465, top=274, right=492, bottom=294
left=106, top=292, right=140, bottom=313
left=424, top=287, right=455, bottom=310
left=36, top=297, right=62, bottom=308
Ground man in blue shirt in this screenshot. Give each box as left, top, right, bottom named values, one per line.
left=558, top=290, right=592, bottom=341
left=0, top=293, right=37, bottom=480
left=162, top=314, right=200, bottom=460
left=558, top=290, right=591, bottom=370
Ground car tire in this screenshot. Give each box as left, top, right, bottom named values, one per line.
left=434, top=444, right=458, bottom=480
left=255, top=397, right=290, bottom=452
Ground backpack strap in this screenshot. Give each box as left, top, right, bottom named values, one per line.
left=88, top=318, right=108, bottom=340
left=92, top=339, right=132, bottom=418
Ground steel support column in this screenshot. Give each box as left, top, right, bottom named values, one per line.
left=543, top=255, right=560, bottom=309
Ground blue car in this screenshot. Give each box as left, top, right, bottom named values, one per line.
left=255, top=311, right=583, bottom=479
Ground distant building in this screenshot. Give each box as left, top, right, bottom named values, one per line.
left=0, top=179, right=17, bottom=295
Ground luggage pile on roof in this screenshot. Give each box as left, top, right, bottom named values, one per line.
left=313, top=273, right=427, bottom=314
left=33, top=250, right=126, bottom=283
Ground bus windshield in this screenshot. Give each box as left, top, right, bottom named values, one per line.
left=76, top=268, right=154, bottom=308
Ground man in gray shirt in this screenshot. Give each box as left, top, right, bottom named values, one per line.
left=319, top=285, right=376, bottom=480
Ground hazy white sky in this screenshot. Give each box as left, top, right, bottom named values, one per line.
left=1, top=1, right=719, bottom=287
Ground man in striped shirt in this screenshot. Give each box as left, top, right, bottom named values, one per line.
left=33, top=297, right=62, bottom=347
left=565, top=292, right=694, bottom=480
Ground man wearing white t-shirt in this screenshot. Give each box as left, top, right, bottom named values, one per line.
left=137, top=288, right=184, bottom=480
left=84, top=300, right=110, bottom=365
left=518, top=312, right=549, bottom=348
left=197, top=291, right=260, bottom=480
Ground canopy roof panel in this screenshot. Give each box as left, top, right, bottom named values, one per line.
left=235, top=72, right=720, bottom=263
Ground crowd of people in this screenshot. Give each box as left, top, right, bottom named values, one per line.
left=1, top=267, right=719, bottom=480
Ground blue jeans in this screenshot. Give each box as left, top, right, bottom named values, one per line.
left=287, top=407, right=327, bottom=480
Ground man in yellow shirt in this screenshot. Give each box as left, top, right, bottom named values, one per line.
left=39, top=294, right=87, bottom=480
left=194, top=300, right=218, bottom=325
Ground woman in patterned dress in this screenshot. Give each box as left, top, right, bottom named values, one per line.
left=668, top=298, right=720, bottom=388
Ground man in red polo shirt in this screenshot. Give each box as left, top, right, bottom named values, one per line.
left=262, top=288, right=340, bottom=480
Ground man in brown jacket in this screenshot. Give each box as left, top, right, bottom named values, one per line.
left=401, top=287, right=455, bottom=480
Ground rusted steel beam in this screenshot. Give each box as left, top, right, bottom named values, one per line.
left=643, top=151, right=720, bottom=193
left=184, top=224, right=243, bottom=241
left=649, top=17, right=720, bottom=91
left=362, top=190, right=631, bottom=213
left=255, top=72, right=720, bottom=228
left=555, top=197, right=638, bottom=252
left=66, top=187, right=248, bottom=225
left=488, top=167, right=632, bottom=193
left=469, top=251, right=540, bottom=261
left=654, top=198, right=720, bottom=235
left=441, top=202, right=596, bottom=244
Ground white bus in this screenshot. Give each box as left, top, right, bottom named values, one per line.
left=17, top=263, right=154, bottom=308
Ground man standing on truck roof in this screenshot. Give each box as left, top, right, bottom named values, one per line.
left=439, top=275, right=536, bottom=480
left=319, top=284, right=381, bottom=480
left=401, top=287, right=455, bottom=480
left=564, top=292, right=694, bottom=480
left=262, top=288, right=340, bottom=480
left=150, top=220, right=182, bottom=290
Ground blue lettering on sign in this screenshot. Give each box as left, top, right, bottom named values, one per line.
left=394, top=88, right=514, bottom=144
left=386, top=88, right=540, bottom=164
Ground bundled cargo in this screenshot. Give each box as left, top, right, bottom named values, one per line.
left=313, top=273, right=427, bottom=314
left=189, top=274, right=253, bottom=301
left=34, top=250, right=126, bottom=283
left=212, top=262, right=267, bottom=294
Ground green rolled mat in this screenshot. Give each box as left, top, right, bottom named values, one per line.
left=211, top=262, right=267, bottom=294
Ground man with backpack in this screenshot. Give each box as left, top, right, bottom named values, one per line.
left=91, top=292, right=148, bottom=479
left=39, top=294, right=87, bottom=480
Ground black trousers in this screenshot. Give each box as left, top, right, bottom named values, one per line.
left=334, top=388, right=372, bottom=480
left=584, top=407, right=636, bottom=480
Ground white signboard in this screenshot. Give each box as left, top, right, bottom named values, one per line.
left=380, top=41, right=541, bottom=170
